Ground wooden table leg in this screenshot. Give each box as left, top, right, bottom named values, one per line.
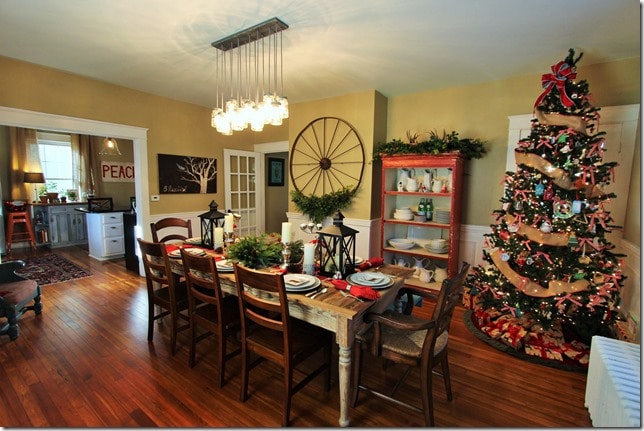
left=335, top=318, right=354, bottom=427
left=337, top=343, right=352, bottom=427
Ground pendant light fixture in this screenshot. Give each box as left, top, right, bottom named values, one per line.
left=210, top=17, right=289, bottom=135
left=99, top=137, right=121, bottom=156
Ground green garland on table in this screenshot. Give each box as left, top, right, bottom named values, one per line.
left=291, top=186, right=358, bottom=224
left=373, top=129, right=487, bottom=161
left=226, top=233, right=304, bottom=269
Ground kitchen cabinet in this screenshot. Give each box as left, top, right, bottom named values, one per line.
left=380, top=154, right=464, bottom=292
left=86, top=212, right=125, bottom=260
left=31, top=203, right=87, bottom=248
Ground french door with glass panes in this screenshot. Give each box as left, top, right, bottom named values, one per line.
left=223, top=149, right=263, bottom=237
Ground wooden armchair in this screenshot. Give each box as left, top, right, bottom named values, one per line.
left=0, top=260, right=43, bottom=340
left=150, top=217, right=193, bottom=244
left=351, top=262, right=470, bottom=426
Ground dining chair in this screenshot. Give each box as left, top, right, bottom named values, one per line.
left=180, top=249, right=241, bottom=387
left=150, top=217, right=193, bottom=243
left=351, top=261, right=470, bottom=426
left=137, top=238, right=190, bottom=355
left=0, top=260, right=42, bottom=340
left=233, top=263, right=332, bottom=427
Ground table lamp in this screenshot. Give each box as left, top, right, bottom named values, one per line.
left=23, top=172, right=46, bottom=203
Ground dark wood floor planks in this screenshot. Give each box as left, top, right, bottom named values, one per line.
left=0, top=245, right=593, bottom=427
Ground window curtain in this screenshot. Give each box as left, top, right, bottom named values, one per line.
left=8, top=127, right=42, bottom=201
left=71, top=134, right=96, bottom=198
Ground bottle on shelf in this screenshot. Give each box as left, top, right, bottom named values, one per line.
left=426, top=198, right=433, bottom=221
left=418, top=198, right=426, bottom=216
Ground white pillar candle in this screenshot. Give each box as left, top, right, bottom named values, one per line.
left=214, top=227, right=224, bottom=245
left=224, top=214, right=234, bottom=233
left=281, top=222, right=292, bottom=243
left=303, top=243, right=315, bottom=265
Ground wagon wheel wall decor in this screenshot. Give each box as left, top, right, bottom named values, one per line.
left=289, top=117, right=365, bottom=196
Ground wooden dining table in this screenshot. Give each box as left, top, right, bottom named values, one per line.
left=167, top=246, right=409, bottom=427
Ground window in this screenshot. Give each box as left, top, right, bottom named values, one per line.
left=37, top=131, right=73, bottom=194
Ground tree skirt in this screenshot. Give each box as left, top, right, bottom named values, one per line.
left=463, top=310, right=588, bottom=373
left=15, top=254, right=92, bottom=286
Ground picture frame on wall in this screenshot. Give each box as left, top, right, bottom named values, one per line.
left=268, top=157, right=284, bottom=186
left=158, top=153, right=217, bottom=194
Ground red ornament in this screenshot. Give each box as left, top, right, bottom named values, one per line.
left=499, top=230, right=510, bottom=240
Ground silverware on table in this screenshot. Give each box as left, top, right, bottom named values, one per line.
left=309, top=287, right=328, bottom=299
left=305, top=286, right=323, bottom=297
left=340, top=289, right=364, bottom=302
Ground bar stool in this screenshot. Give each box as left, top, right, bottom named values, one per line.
left=6, top=210, right=37, bottom=252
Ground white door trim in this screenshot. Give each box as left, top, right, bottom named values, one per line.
left=0, top=106, right=149, bottom=273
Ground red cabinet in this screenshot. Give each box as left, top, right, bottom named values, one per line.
left=380, top=154, right=464, bottom=292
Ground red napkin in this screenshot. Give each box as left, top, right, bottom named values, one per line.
left=330, top=279, right=380, bottom=301
left=358, top=257, right=384, bottom=271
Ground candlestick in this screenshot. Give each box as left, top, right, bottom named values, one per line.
left=281, top=222, right=292, bottom=243
left=224, top=214, right=234, bottom=233
left=280, top=242, right=291, bottom=270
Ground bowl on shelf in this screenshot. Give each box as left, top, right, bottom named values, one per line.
left=414, top=212, right=426, bottom=222
left=424, top=243, right=449, bottom=254
left=388, top=238, right=416, bottom=250
left=393, top=207, right=414, bottom=220
left=428, top=238, right=447, bottom=249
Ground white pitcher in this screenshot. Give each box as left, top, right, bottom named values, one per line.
left=434, top=266, right=448, bottom=283
left=423, top=169, right=433, bottom=191
left=398, top=168, right=415, bottom=190
left=406, top=177, right=419, bottom=192
left=432, top=177, right=445, bottom=193
left=418, top=268, right=434, bottom=283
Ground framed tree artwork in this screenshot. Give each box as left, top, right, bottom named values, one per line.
left=158, top=153, right=217, bottom=194
left=268, top=157, right=284, bottom=186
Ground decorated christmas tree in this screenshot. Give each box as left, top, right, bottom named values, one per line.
left=463, top=49, right=625, bottom=366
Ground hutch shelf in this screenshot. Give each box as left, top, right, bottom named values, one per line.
left=380, top=153, right=464, bottom=292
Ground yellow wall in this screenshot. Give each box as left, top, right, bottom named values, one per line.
left=0, top=55, right=639, bottom=243
left=289, top=90, right=388, bottom=221
left=0, top=55, right=288, bottom=216
left=387, top=57, right=641, bottom=243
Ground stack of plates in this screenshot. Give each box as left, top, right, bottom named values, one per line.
left=423, top=243, right=449, bottom=254
left=433, top=208, right=451, bottom=224
left=283, top=274, right=321, bottom=292
left=346, top=272, right=394, bottom=290
left=184, top=237, right=203, bottom=245
left=168, top=247, right=207, bottom=258
left=215, top=259, right=234, bottom=272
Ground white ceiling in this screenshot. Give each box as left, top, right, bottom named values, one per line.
left=0, top=0, right=640, bottom=109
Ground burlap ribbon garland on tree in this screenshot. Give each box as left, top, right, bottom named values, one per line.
left=490, top=248, right=589, bottom=298
left=514, top=150, right=603, bottom=198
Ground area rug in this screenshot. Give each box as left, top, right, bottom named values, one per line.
left=463, top=310, right=587, bottom=373
left=15, top=254, right=92, bottom=286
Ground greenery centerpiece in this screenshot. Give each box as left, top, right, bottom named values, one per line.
left=226, top=232, right=304, bottom=269
left=290, top=186, right=358, bottom=225
left=373, top=129, right=487, bottom=161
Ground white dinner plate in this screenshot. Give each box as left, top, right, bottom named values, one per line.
left=285, top=277, right=321, bottom=292
left=284, top=274, right=317, bottom=289
left=184, top=237, right=203, bottom=245
left=353, top=256, right=364, bottom=265
left=215, top=259, right=234, bottom=272
left=168, top=248, right=206, bottom=258
left=346, top=272, right=392, bottom=288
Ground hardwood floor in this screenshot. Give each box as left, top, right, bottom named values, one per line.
left=0, top=245, right=593, bottom=427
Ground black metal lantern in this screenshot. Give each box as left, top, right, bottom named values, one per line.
left=316, top=211, right=359, bottom=278
left=198, top=200, right=226, bottom=248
